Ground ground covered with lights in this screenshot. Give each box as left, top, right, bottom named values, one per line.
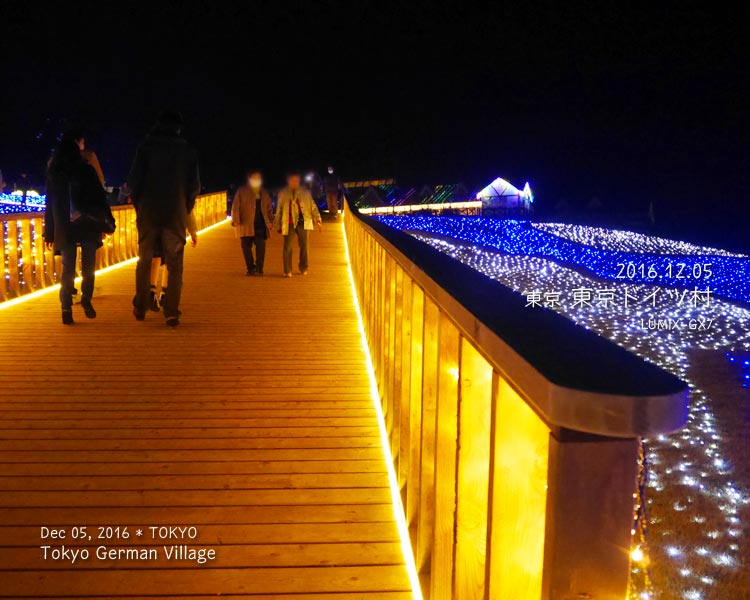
left=377, top=216, right=750, bottom=600
left=0, top=193, right=46, bottom=215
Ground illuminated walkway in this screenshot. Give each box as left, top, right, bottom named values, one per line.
left=0, top=222, right=412, bottom=598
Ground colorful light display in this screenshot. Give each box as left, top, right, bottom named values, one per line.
left=0, top=192, right=46, bottom=214
left=375, top=215, right=749, bottom=600
left=475, top=177, right=534, bottom=209
left=376, top=216, right=750, bottom=303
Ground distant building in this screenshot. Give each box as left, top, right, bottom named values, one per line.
left=344, top=176, right=533, bottom=215
left=475, top=177, right=534, bottom=213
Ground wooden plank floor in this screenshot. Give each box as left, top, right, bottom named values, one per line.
left=0, top=220, right=411, bottom=599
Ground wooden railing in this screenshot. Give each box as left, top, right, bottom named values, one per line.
left=0, top=192, right=227, bottom=303
left=343, top=204, right=689, bottom=600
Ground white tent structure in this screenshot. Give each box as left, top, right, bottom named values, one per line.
left=475, top=177, right=533, bottom=212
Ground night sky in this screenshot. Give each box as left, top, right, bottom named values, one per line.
left=2, top=2, right=748, bottom=228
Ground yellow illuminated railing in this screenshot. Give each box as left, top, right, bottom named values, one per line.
left=358, top=200, right=482, bottom=216
left=343, top=205, right=687, bottom=600
left=0, top=192, right=227, bottom=303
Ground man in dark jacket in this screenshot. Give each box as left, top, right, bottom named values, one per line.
left=128, top=110, right=200, bottom=326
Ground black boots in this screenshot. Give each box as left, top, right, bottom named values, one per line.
left=81, top=298, right=96, bottom=319
left=62, top=299, right=94, bottom=324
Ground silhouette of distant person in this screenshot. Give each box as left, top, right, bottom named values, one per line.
left=322, top=165, right=345, bottom=218
left=128, top=110, right=200, bottom=326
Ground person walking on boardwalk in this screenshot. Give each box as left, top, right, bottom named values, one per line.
left=322, top=165, right=345, bottom=218
left=231, top=169, right=274, bottom=276
left=44, top=132, right=115, bottom=325
left=128, top=110, right=200, bottom=326
left=138, top=210, right=199, bottom=313
left=70, top=130, right=106, bottom=187
left=274, top=170, right=322, bottom=277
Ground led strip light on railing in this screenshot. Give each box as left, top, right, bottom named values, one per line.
left=341, top=218, right=424, bottom=600
left=0, top=216, right=230, bottom=312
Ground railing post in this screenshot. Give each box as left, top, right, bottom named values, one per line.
left=398, top=276, right=413, bottom=499
left=392, top=265, right=405, bottom=465
left=31, top=218, right=45, bottom=288
left=6, top=220, right=20, bottom=297
left=0, top=221, right=6, bottom=301
left=453, top=339, right=493, bottom=599
left=19, top=219, right=33, bottom=292
left=416, top=298, right=440, bottom=575
left=406, top=286, right=424, bottom=537
left=542, top=429, right=639, bottom=600
left=430, top=315, right=461, bottom=599
left=486, top=374, right=549, bottom=600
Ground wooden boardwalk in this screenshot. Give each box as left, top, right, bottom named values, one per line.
left=0, top=221, right=411, bottom=598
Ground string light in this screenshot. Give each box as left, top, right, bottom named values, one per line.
left=374, top=216, right=749, bottom=599
left=377, top=216, right=750, bottom=302
left=1, top=195, right=229, bottom=308
left=2, top=220, right=9, bottom=297
left=531, top=222, right=743, bottom=257
left=629, top=440, right=655, bottom=598
left=631, top=545, right=646, bottom=564
left=0, top=192, right=46, bottom=214
left=2, top=214, right=52, bottom=300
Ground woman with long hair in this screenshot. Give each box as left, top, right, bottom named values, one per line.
left=44, top=131, right=114, bottom=324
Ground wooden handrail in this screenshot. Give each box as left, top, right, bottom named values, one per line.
left=343, top=201, right=688, bottom=600
left=0, top=192, right=227, bottom=303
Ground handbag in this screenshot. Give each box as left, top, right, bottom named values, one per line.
left=69, top=180, right=117, bottom=234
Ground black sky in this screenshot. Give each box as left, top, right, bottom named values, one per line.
left=1, top=1, right=749, bottom=219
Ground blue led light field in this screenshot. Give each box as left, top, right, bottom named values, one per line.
left=376, top=216, right=750, bottom=303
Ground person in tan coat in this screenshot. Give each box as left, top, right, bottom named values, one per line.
left=231, top=169, right=274, bottom=275
left=273, top=171, right=322, bottom=277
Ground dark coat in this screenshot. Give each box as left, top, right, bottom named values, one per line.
left=44, top=159, right=110, bottom=254
left=127, top=131, right=200, bottom=236
left=323, top=173, right=344, bottom=195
